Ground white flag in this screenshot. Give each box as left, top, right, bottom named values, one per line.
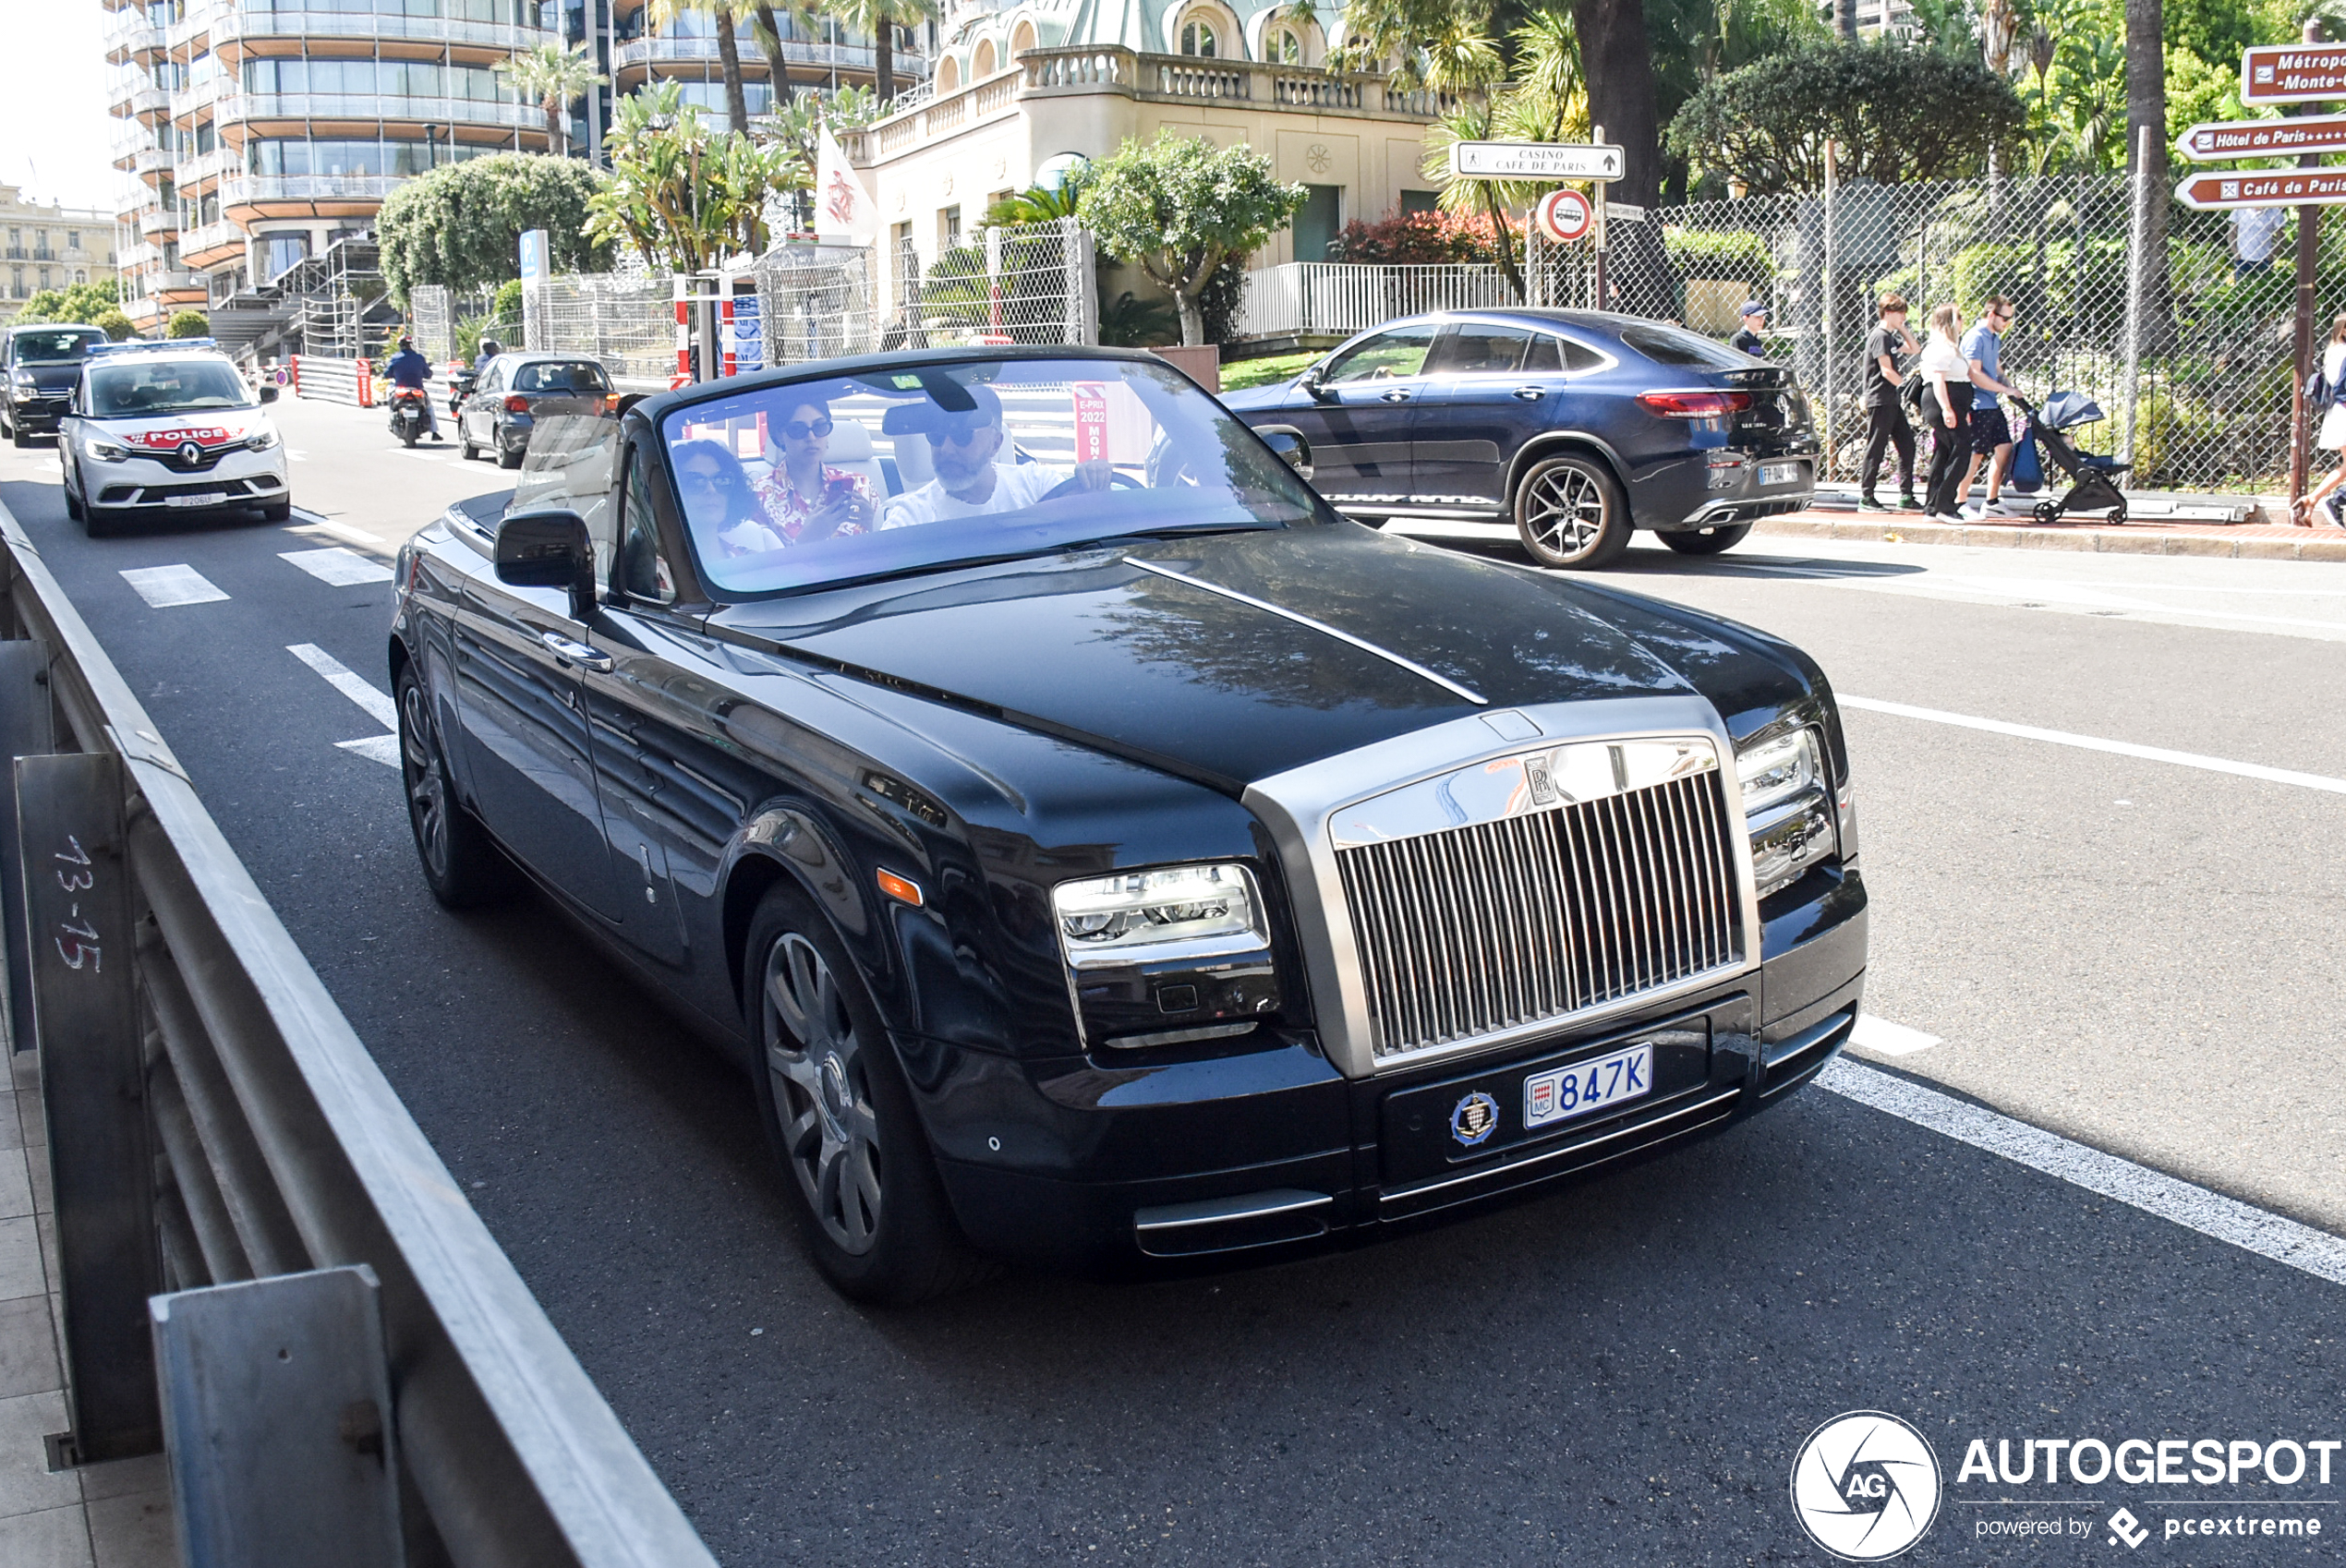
left=815, top=123, right=877, bottom=244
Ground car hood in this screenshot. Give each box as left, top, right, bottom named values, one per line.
left=1215, top=382, right=1297, bottom=415
left=705, top=525, right=1810, bottom=791
left=15, top=363, right=85, bottom=392
left=85, top=410, right=272, bottom=453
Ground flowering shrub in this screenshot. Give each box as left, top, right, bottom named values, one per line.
left=1326, top=210, right=1519, bottom=265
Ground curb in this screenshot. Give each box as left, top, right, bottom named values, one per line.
left=1750, top=514, right=2346, bottom=562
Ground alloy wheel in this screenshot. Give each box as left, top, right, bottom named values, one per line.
left=399, top=680, right=450, bottom=881
left=764, top=933, right=884, bottom=1255
left=1523, top=464, right=1607, bottom=559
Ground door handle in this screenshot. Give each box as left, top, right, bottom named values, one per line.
left=1513, top=386, right=1546, bottom=401
left=540, top=631, right=612, bottom=673
left=1379, top=389, right=1411, bottom=403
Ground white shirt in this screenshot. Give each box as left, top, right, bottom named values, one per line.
left=880, top=461, right=1069, bottom=528
left=2325, top=341, right=2346, bottom=385
left=1917, top=332, right=1968, bottom=381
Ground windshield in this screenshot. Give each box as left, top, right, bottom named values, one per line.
left=657, top=356, right=1327, bottom=597
left=514, top=359, right=610, bottom=392
left=87, top=358, right=254, bottom=417
left=14, top=331, right=103, bottom=365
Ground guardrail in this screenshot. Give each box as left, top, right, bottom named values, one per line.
left=292, top=353, right=374, bottom=406
left=0, top=499, right=720, bottom=1563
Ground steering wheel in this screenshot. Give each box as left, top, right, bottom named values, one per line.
left=1041, top=470, right=1143, bottom=502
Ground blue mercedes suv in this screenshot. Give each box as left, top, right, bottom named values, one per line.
left=1220, top=308, right=1818, bottom=569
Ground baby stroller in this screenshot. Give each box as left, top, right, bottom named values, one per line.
left=2012, top=392, right=2129, bottom=525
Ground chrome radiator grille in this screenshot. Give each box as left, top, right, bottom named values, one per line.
left=1334, top=770, right=1744, bottom=1060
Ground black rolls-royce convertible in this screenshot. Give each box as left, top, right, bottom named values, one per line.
left=388, top=346, right=1867, bottom=1303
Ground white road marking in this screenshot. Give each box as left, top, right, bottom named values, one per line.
left=119, top=564, right=228, bottom=608
left=1820, top=1059, right=2346, bottom=1288
left=287, top=510, right=383, bottom=547
left=1841, top=694, right=2346, bottom=795
left=335, top=735, right=402, bottom=767
left=281, top=547, right=393, bottom=586
left=1850, top=1015, right=1941, bottom=1056
left=286, top=642, right=397, bottom=730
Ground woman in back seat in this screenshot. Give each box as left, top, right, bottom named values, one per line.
left=750, top=396, right=876, bottom=546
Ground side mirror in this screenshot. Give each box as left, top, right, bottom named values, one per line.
left=495, top=509, right=596, bottom=621
left=1300, top=366, right=1332, bottom=402
left=258, top=381, right=278, bottom=404
left=1258, top=426, right=1313, bottom=482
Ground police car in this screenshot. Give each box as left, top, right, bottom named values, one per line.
left=58, top=340, right=290, bottom=536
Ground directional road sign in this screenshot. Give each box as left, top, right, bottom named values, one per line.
left=1449, top=141, right=1625, bottom=181
left=2175, top=168, right=2346, bottom=209
left=2178, top=114, right=2346, bottom=161
left=2240, top=43, right=2346, bottom=104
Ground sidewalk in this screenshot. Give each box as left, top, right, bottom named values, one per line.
left=1760, top=489, right=2346, bottom=561
left=0, top=1048, right=173, bottom=1568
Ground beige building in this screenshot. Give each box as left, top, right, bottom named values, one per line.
left=840, top=0, right=1456, bottom=302
left=0, top=187, right=117, bottom=308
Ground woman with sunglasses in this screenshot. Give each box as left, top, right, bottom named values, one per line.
left=672, top=439, right=788, bottom=559
left=751, top=397, right=875, bottom=545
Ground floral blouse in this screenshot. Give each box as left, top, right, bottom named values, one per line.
left=750, top=464, right=876, bottom=544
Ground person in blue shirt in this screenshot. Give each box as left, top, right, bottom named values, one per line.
left=1957, top=297, right=2021, bottom=513
left=384, top=336, right=441, bottom=440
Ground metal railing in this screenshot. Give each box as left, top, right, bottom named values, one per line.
left=289, top=353, right=373, bottom=405
left=212, top=92, right=544, bottom=135
left=211, top=5, right=553, bottom=54
left=1238, top=261, right=1518, bottom=338
left=0, top=499, right=719, bottom=1566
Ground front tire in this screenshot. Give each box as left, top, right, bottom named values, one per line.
left=745, top=884, right=987, bottom=1304
left=1515, top=452, right=1633, bottom=569
left=397, top=666, right=511, bottom=908
left=1659, top=523, right=1752, bottom=556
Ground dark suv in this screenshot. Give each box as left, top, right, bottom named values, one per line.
left=1220, top=309, right=1818, bottom=569
left=2, top=323, right=110, bottom=447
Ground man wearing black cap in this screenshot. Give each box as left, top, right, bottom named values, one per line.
left=1731, top=301, right=1768, bottom=357
left=881, top=383, right=1111, bottom=527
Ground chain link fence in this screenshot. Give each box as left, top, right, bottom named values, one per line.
left=1520, top=175, right=2317, bottom=496
left=524, top=273, right=677, bottom=384
left=409, top=284, right=455, bottom=365
left=895, top=217, right=1097, bottom=348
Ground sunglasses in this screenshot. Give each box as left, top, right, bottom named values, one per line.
left=780, top=417, right=833, bottom=440
left=927, top=420, right=994, bottom=447
left=680, top=467, right=733, bottom=490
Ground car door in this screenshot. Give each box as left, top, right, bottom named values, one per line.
left=447, top=495, right=622, bottom=920
left=464, top=360, right=503, bottom=445
left=1278, top=322, right=1439, bottom=512
left=573, top=436, right=697, bottom=967
left=1409, top=322, right=1600, bottom=512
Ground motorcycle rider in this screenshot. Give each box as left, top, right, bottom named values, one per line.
left=385, top=335, right=441, bottom=440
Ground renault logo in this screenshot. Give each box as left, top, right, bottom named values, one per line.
left=176, top=441, right=203, bottom=465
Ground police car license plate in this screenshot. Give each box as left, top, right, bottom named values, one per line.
left=1523, top=1043, right=1652, bottom=1131
left=165, top=492, right=227, bottom=508
left=1759, top=461, right=1799, bottom=487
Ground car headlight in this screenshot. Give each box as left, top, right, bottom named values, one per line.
left=82, top=435, right=129, bottom=463
left=1055, top=862, right=1264, bottom=958
left=245, top=426, right=280, bottom=452
left=1736, top=727, right=1839, bottom=899
left=1052, top=862, right=1283, bottom=1050
left=10, top=370, right=35, bottom=390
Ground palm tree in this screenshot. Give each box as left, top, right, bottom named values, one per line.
left=495, top=40, right=607, bottom=158
left=839, top=0, right=937, bottom=106
left=648, top=0, right=754, bottom=134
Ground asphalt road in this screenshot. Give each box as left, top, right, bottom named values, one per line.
left=6, top=394, right=2343, bottom=1566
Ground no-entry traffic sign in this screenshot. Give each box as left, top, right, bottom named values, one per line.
left=2176, top=168, right=2346, bottom=208
left=2178, top=114, right=2346, bottom=160
left=2240, top=43, right=2346, bottom=103
left=1535, top=188, right=1594, bottom=242
left=1449, top=141, right=1624, bottom=181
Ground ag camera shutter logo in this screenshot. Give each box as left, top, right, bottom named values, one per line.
left=1790, top=1411, right=1943, bottom=1561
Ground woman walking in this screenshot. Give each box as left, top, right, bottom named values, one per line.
left=2296, top=315, right=2346, bottom=526
left=1919, top=303, right=1973, bottom=523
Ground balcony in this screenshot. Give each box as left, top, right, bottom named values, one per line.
left=130, top=268, right=208, bottom=299
left=181, top=218, right=246, bottom=265
left=103, top=12, right=163, bottom=64
left=221, top=174, right=404, bottom=215
left=611, top=34, right=919, bottom=82
left=176, top=146, right=241, bottom=191
left=137, top=206, right=178, bottom=237
left=116, top=143, right=175, bottom=178
left=109, top=80, right=172, bottom=121
left=210, top=6, right=553, bottom=57
left=212, top=92, right=547, bottom=136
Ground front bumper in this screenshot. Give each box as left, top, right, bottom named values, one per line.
left=83, top=447, right=289, bottom=514
left=8, top=395, right=68, bottom=433
left=923, top=862, right=1868, bottom=1272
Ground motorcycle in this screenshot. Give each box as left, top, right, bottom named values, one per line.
left=387, top=385, right=431, bottom=448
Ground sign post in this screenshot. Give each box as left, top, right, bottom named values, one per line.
left=1448, top=138, right=1624, bottom=307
